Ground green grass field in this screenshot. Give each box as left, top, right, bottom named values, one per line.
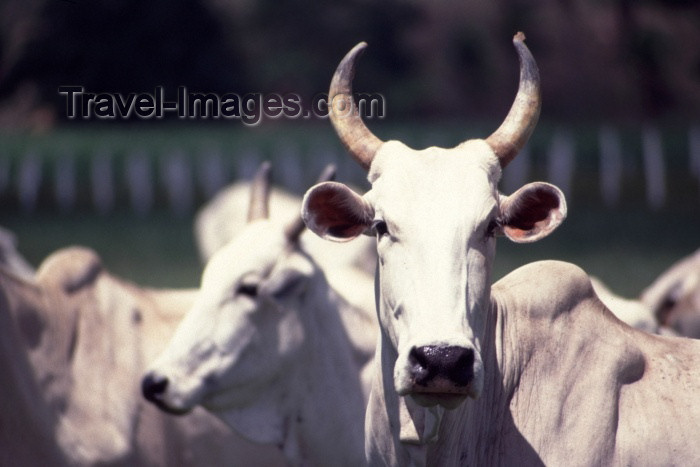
left=3, top=205, right=699, bottom=299
left=1, top=122, right=699, bottom=298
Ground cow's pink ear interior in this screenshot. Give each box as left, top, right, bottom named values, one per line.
left=500, top=182, right=567, bottom=243
left=302, top=182, right=374, bottom=242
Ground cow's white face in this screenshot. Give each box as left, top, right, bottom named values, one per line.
left=303, top=140, right=565, bottom=409
left=142, top=220, right=313, bottom=422
left=368, top=141, right=500, bottom=406
left=302, top=35, right=566, bottom=410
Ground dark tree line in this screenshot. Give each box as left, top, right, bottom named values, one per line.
left=0, top=0, right=698, bottom=128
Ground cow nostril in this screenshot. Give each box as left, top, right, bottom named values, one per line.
left=142, top=373, right=169, bottom=402
left=449, top=347, right=474, bottom=386
left=409, top=345, right=474, bottom=387
left=408, top=346, right=430, bottom=382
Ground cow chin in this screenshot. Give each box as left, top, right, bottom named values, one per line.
left=408, top=379, right=481, bottom=409
left=154, top=400, right=193, bottom=416
left=411, top=392, right=469, bottom=410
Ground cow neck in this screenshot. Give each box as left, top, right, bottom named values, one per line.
left=423, top=290, right=517, bottom=464
left=429, top=261, right=651, bottom=465
left=288, top=268, right=367, bottom=467
left=221, top=267, right=368, bottom=467
left=366, top=276, right=516, bottom=465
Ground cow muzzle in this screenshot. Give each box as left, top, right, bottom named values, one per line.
left=141, top=372, right=191, bottom=415
left=401, top=344, right=480, bottom=409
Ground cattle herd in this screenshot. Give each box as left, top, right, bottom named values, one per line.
left=4, top=33, right=700, bottom=466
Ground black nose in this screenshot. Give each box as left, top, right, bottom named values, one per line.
left=142, top=372, right=169, bottom=403
left=409, top=345, right=474, bottom=387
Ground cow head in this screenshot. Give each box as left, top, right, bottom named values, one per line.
left=303, top=33, right=566, bottom=409
left=142, top=163, right=336, bottom=443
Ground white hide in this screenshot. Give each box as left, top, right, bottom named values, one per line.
left=641, top=248, right=700, bottom=338
left=304, top=139, right=565, bottom=409
left=368, top=141, right=501, bottom=404
left=589, top=276, right=661, bottom=334
left=302, top=136, right=700, bottom=465
left=3, top=246, right=286, bottom=466
left=372, top=261, right=700, bottom=465
left=144, top=219, right=376, bottom=467
left=302, top=137, right=574, bottom=466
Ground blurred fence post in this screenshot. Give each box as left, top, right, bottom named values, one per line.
left=197, top=149, right=228, bottom=200
left=598, top=126, right=623, bottom=208
left=307, top=145, right=338, bottom=186
left=336, top=144, right=366, bottom=188
left=0, top=155, right=9, bottom=196
left=54, top=153, right=76, bottom=213
left=91, top=150, right=115, bottom=215
left=547, top=130, right=575, bottom=200
left=501, top=146, right=531, bottom=195
left=642, top=126, right=666, bottom=211
left=234, top=148, right=262, bottom=181
left=690, top=126, right=700, bottom=199
left=161, top=150, right=193, bottom=218
left=125, top=150, right=154, bottom=217
left=275, top=143, right=303, bottom=193
left=17, top=152, right=42, bottom=214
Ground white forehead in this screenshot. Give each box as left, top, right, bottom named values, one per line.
left=201, top=221, right=288, bottom=288
left=367, top=139, right=502, bottom=227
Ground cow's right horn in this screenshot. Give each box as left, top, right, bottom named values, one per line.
left=329, top=42, right=384, bottom=171
left=247, top=161, right=272, bottom=222
left=484, top=32, right=541, bottom=169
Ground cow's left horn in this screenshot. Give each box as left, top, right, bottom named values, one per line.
left=285, top=164, right=337, bottom=242
left=485, top=32, right=541, bottom=168
left=247, top=161, right=272, bottom=222
left=329, top=42, right=384, bottom=171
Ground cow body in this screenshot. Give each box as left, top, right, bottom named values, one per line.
left=590, top=276, right=661, bottom=334
left=4, top=246, right=285, bottom=466
left=143, top=165, right=377, bottom=467
left=301, top=34, right=700, bottom=466
left=366, top=260, right=700, bottom=465
left=641, top=248, right=700, bottom=338
left=0, top=274, right=68, bottom=466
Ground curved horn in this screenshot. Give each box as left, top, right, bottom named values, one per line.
left=285, top=164, right=337, bottom=243
left=329, top=42, right=384, bottom=171
left=485, top=32, right=541, bottom=168
left=247, top=161, right=272, bottom=222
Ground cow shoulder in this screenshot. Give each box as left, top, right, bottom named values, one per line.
left=37, top=247, right=103, bottom=294
left=492, top=261, right=648, bottom=464
left=492, top=260, right=597, bottom=321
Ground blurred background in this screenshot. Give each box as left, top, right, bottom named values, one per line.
left=0, top=0, right=699, bottom=296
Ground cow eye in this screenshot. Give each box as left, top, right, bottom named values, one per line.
left=236, top=282, right=258, bottom=298
left=372, top=220, right=389, bottom=237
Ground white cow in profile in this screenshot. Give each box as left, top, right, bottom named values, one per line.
left=302, top=33, right=700, bottom=465
left=1, top=245, right=285, bottom=466
left=142, top=163, right=376, bottom=467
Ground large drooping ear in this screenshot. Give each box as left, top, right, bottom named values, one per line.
left=302, top=181, right=374, bottom=242
left=498, top=182, right=567, bottom=243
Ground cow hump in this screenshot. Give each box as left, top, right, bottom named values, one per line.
left=36, top=247, right=103, bottom=293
